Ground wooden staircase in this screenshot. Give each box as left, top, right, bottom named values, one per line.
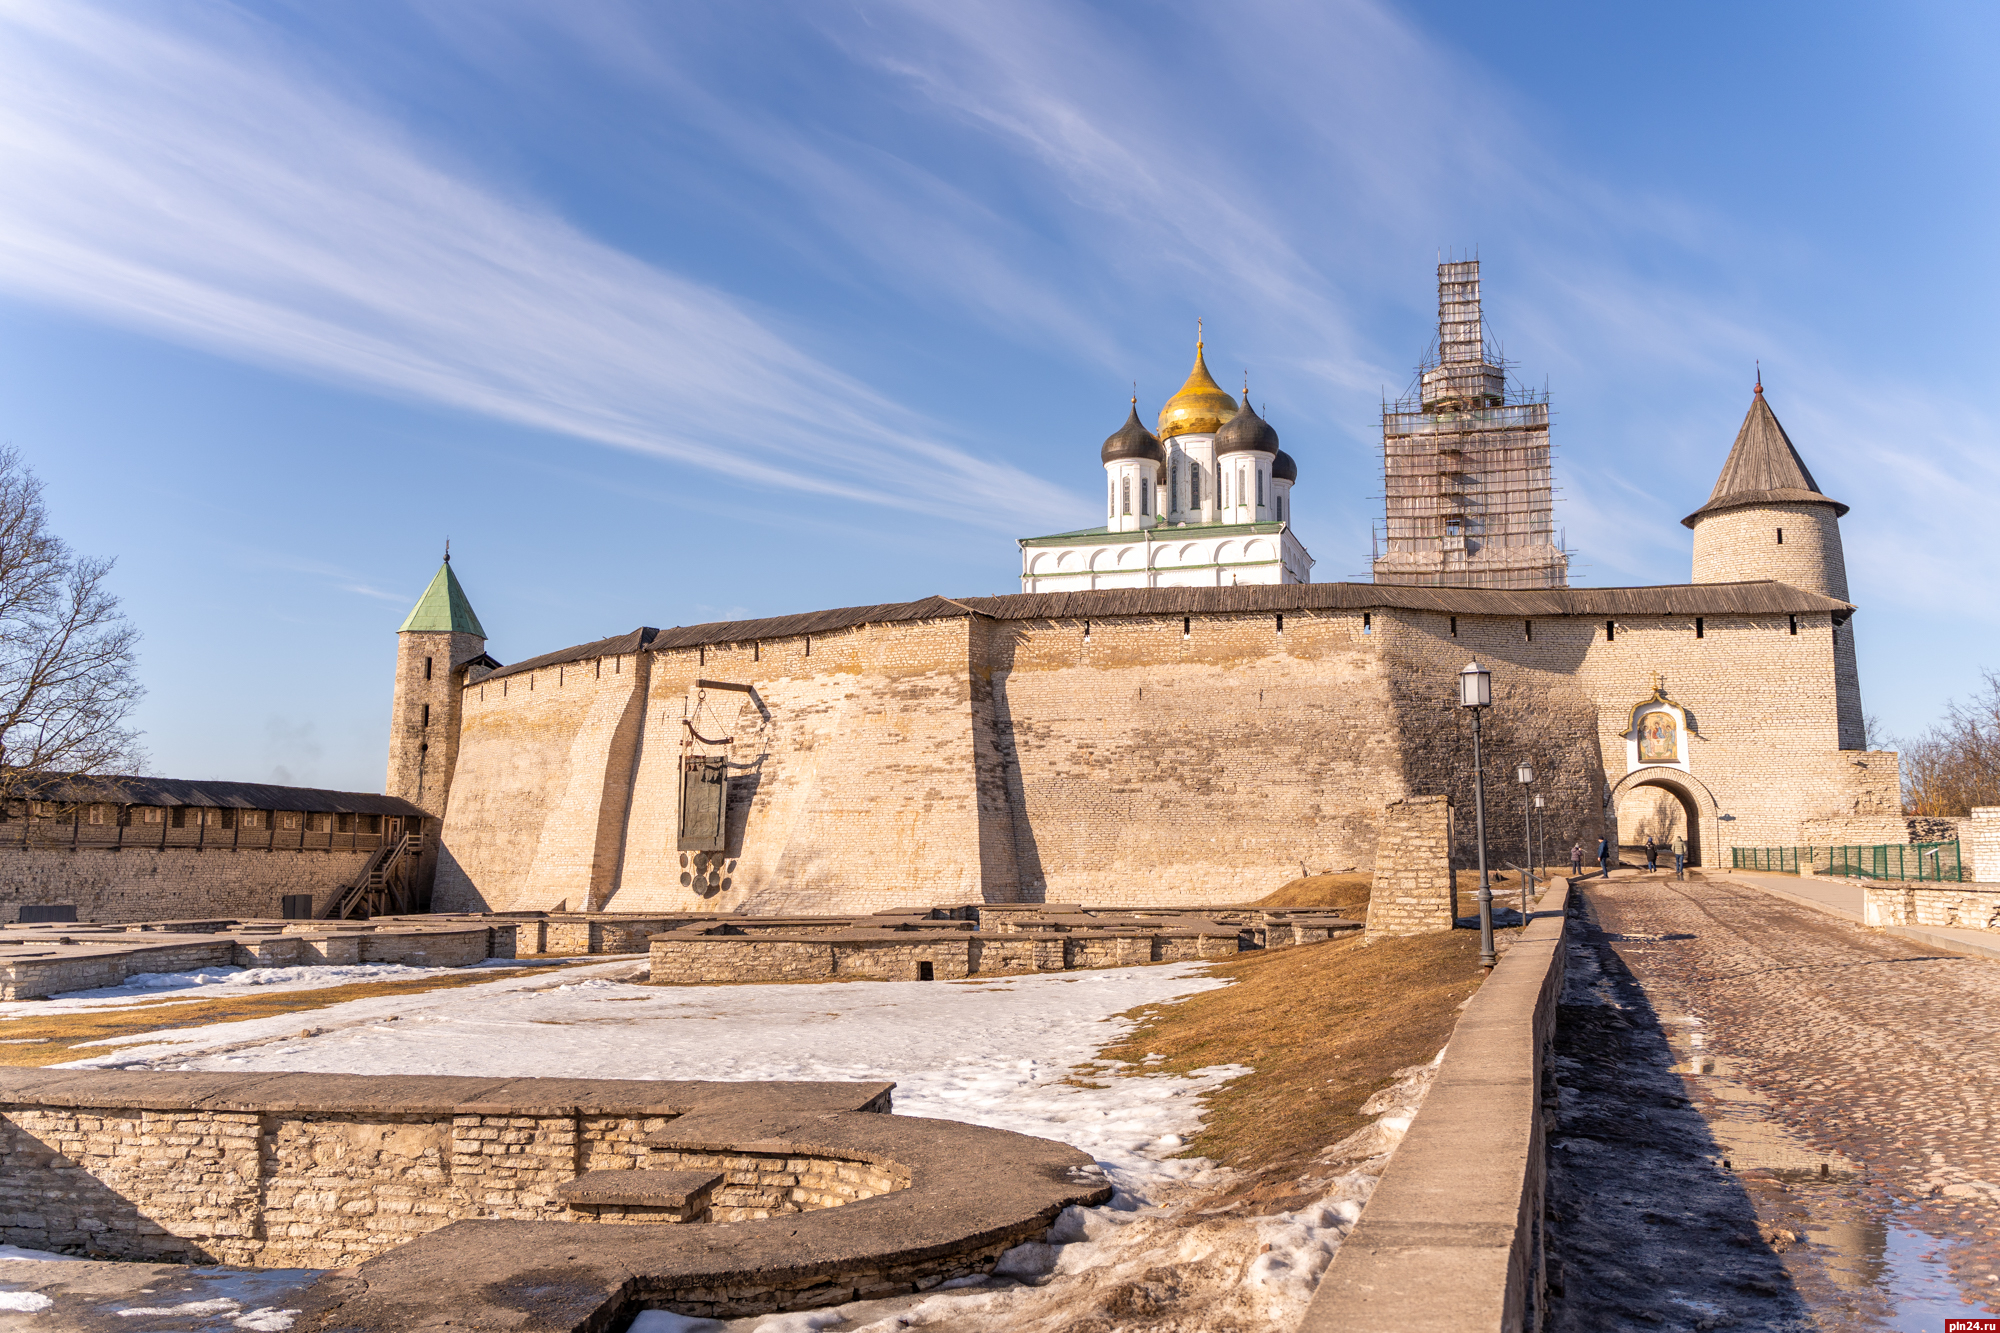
left=326, top=832, right=426, bottom=920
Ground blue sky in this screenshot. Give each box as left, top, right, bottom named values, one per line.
left=1, top=0, right=1993, bottom=791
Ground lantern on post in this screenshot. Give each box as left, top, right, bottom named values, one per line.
left=1458, top=662, right=1495, bottom=969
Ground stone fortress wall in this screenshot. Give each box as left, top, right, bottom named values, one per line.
left=0, top=847, right=376, bottom=924
left=430, top=581, right=1896, bottom=918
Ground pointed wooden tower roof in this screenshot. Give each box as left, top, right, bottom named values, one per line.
left=398, top=552, right=487, bottom=637
left=1681, top=380, right=1847, bottom=528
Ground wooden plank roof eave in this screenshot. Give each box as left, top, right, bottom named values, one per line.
left=6, top=772, right=428, bottom=816
left=487, top=581, right=1855, bottom=670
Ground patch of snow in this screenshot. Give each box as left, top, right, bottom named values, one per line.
left=233, top=1308, right=301, bottom=1330
left=0, top=1290, right=54, bottom=1312
left=630, top=1311, right=724, bottom=1333
left=117, top=1296, right=242, bottom=1315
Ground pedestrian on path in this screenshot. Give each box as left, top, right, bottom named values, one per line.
left=1645, top=835, right=1658, bottom=872
left=1597, top=837, right=1611, bottom=878
left=1570, top=842, right=1583, bottom=879
left=1672, top=834, right=1686, bottom=879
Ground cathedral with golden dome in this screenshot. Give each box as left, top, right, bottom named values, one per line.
left=1017, top=335, right=1314, bottom=591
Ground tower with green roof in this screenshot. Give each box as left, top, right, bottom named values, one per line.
left=387, top=550, right=495, bottom=817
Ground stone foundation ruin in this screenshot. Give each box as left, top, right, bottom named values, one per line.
left=0, top=1069, right=1110, bottom=1328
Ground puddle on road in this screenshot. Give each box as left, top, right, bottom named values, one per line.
left=1660, top=1010, right=2000, bottom=1324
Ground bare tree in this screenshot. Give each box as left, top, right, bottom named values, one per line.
left=0, top=447, right=144, bottom=803
left=1900, top=672, right=2000, bottom=816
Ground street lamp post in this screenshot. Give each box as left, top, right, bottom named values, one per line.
left=1515, top=760, right=1535, bottom=921
left=1533, top=792, right=1547, bottom=885
left=1459, top=661, right=1495, bottom=969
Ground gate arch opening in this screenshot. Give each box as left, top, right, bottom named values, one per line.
left=1613, top=775, right=1704, bottom=867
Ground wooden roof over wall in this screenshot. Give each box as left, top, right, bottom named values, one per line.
left=498, top=579, right=1851, bottom=672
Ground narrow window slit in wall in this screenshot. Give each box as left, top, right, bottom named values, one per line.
left=1606, top=620, right=1615, bottom=641
left=1777, top=528, right=1785, bottom=545
left=1524, top=620, right=1533, bottom=642
left=1789, top=615, right=1798, bottom=635
left=595, top=659, right=602, bottom=679
left=1182, top=616, right=1191, bottom=639
left=1449, top=615, right=1457, bottom=637
left=1276, top=614, right=1284, bottom=634
left=421, top=704, right=430, bottom=728
left=423, top=656, right=432, bottom=681
left=805, top=636, right=811, bottom=657
left=1695, top=617, right=1705, bottom=639
left=699, top=646, right=706, bottom=667
left=754, top=642, right=760, bottom=662
left=1083, top=620, right=1090, bottom=643
left=1363, top=613, right=1372, bottom=634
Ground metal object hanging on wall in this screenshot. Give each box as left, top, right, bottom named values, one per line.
left=678, top=754, right=729, bottom=852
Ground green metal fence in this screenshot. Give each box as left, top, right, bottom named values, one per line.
left=1822, top=841, right=1965, bottom=882
left=1731, top=841, right=1967, bottom=881
left=1731, top=846, right=1813, bottom=874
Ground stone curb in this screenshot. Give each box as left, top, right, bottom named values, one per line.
left=1299, top=878, right=1570, bottom=1333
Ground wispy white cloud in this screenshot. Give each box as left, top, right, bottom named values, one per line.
left=0, top=0, right=1078, bottom=530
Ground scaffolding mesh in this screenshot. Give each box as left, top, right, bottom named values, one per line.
left=1373, top=260, right=1569, bottom=590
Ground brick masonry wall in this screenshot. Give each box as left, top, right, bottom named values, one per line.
left=1364, top=796, right=1456, bottom=936
left=0, top=848, right=373, bottom=923
left=433, top=600, right=1898, bottom=912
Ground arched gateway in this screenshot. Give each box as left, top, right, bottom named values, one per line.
left=1608, top=767, right=1721, bottom=868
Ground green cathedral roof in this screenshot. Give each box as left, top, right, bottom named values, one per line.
left=398, top=561, right=486, bottom=637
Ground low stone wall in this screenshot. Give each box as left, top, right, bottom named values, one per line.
left=0, top=1071, right=1111, bottom=1329
left=0, top=846, right=377, bottom=924
left=647, top=923, right=1250, bottom=983
left=1862, top=883, right=2000, bottom=932
left=1304, top=878, right=1570, bottom=1333
left=1365, top=796, right=1456, bottom=937
left=0, top=920, right=515, bottom=1000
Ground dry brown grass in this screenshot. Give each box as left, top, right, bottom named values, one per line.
left=1249, top=872, right=1372, bottom=914
left=1100, top=929, right=1490, bottom=1208
left=0, top=967, right=592, bottom=1068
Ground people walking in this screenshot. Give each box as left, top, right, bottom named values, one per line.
left=1672, top=833, right=1687, bottom=879
left=1570, top=842, right=1584, bottom=880
left=1645, top=835, right=1658, bottom=872
left=1597, top=837, right=1612, bottom=879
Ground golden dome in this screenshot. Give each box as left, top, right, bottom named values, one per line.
left=1156, top=340, right=1238, bottom=439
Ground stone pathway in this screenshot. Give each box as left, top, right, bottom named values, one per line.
left=1549, top=872, right=2000, bottom=1331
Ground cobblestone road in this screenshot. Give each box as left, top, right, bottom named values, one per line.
left=1549, top=872, right=2000, bottom=1332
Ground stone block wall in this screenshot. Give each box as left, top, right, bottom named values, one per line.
left=0, top=1086, right=896, bottom=1268
left=432, top=595, right=1891, bottom=915
left=1862, top=884, right=2000, bottom=932
left=1970, top=809, right=2000, bottom=884
left=0, top=848, right=374, bottom=925
left=1365, top=796, right=1456, bottom=937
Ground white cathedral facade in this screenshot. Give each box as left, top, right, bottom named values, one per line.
left=1018, top=340, right=1314, bottom=591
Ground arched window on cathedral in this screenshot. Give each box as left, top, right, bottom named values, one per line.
left=1190, top=466, right=1201, bottom=508
left=1257, top=470, right=1265, bottom=506
left=1169, top=461, right=1178, bottom=510
left=1140, top=478, right=1148, bottom=515
left=1121, top=475, right=1130, bottom=516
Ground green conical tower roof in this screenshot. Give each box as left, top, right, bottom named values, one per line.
left=398, top=558, right=486, bottom=637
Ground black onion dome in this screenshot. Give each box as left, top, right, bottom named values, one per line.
left=1100, top=402, right=1165, bottom=465
left=1214, top=396, right=1279, bottom=457
left=1272, top=449, right=1298, bottom=482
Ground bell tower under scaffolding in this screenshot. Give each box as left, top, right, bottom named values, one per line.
left=1372, top=260, right=1569, bottom=589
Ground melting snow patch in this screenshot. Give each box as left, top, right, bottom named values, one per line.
left=0, top=1291, right=54, bottom=1312
left=0, top=1244, right=80, bottom=1261
left=630, top=1312, right=725, bottom=1333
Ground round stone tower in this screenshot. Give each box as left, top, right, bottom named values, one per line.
left=1684, top=380, right=1863, bottom=747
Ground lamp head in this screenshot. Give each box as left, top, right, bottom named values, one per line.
left=1516, top=760, right=1535, bottom=785
left=1457, top=661, right=1491, bottom=709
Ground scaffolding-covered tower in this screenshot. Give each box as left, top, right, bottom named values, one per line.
left=1372, top=260, right=1569, bottom=589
